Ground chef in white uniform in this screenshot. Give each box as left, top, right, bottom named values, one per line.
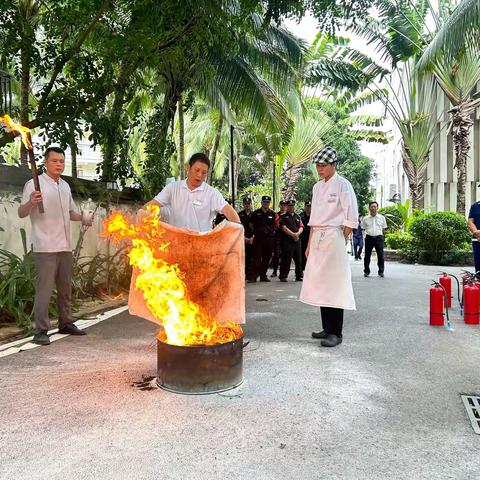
left=299, top=147, right=358, bottom=347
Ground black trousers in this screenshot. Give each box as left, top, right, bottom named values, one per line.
left=279, top=239, right=302, bottom=280
left=321, top=306, right=343, bottom=337
left=245, top=242, right=255, bottom=280
left=473, top=241, right=480, bottom=274
left=364, top=235, right=384, bottom=275
left=253, top=236, right=275, bottom=279
left=300, top=235, right=308, bottom=270
left=353, top=238, right=363, bottom=260
left=270, top=235, right=281, bottom=273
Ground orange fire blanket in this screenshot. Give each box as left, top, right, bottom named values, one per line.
left=128, top=220, right=246, bottom=325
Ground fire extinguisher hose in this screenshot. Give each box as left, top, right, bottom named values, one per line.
left=433, top=281, right=453, bottom=330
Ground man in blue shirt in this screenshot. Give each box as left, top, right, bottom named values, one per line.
left=352, top=219, right=364, bottom=260
left=467, top=200, right=480, bottom=273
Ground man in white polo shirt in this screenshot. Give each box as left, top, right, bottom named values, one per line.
left=145, top=152, right=240, bottom=231
left=18, top=146, right=92, bottom=345
left=361, top=201, right=388, bottom=278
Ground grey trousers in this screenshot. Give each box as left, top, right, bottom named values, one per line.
left=33, top=252, right=73, bottom=333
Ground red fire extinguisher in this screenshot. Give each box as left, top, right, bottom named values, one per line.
left=439, top=273, right=452, bottom=308
left=430, top=283, right=445, bottom=326
left=463, top=282, right=480, bottom=325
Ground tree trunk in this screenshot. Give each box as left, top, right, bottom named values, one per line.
left=100, top=62, right=129, bottom=182
left=234, top=133, right=241, bottom=208
left=69, top=122, right=77, bottom=179
left=281, top=163, right=303, bottom=200
left=208, top=114, right=223, bottom=184
left=401, top=146, right=429, bottom=211
left=450, top=104, right=474, bottom=215
left=143, top=80, right=182, bottom=196
left=178, top=93, right=185, bottom=179
left=20, top=32, right=31, bottom=167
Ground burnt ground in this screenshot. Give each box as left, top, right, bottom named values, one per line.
left=1, top=261, right=479, bottom=479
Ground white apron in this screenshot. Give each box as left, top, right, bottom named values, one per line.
left=299, top=227, right=356, bottom=310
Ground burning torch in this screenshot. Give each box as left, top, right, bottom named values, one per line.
left=0, top=114, right=44, bottom=213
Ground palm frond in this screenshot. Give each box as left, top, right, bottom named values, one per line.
left=417, top=0, right=480, bottom=70
left=346, top=114, right=384, bottom=127
left=340, top=88, right=388, bottom=112
left=349, top=129, right=391, bottom=144
left=207, top=55, right=291, bottom=132
left=281, top=110, right=333, bottom=167
left=431, top=45, right=480, bottom=104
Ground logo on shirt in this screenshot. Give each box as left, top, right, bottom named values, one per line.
left=328, top=192, right=337, bottom=203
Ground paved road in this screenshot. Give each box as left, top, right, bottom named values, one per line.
left=1, top=261, right=479, bottom=479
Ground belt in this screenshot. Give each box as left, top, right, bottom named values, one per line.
left=366, top=234, right=383, bottom=238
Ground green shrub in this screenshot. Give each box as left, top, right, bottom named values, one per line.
left=438, top=248, right=471, bottom=266
left=409, top=211, right=471, bottom=264
left=378, top=205, right=403, bottom=233
left=0, top=229, right=57, bottom=330
left=385, top=231, right=413, bottom=250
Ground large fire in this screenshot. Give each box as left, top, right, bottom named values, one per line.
left=0, top=114, right=33, bottom=149
left=102, top=206, right=243, bottom=346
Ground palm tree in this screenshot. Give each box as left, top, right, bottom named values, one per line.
left=425, top=39, right=480, bottom=213
left=279, top=108, right=333, bottom=200
left=417, top=0, right=480, bottom=70
left=349, top=0, right=480, bottom=210
left=381, top=62, right=441, bottom=209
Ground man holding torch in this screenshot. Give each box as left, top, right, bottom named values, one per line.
left=18, top=146, right=93, bottom=345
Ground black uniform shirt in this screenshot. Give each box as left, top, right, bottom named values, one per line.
left=250, top=208, right=279, bottom=237
left=239, top=210, right=254, bottom=238
left=280, top=212, right=304, bottom=241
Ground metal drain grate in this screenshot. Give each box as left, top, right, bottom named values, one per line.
left=461, top=395, right=480, bottom=434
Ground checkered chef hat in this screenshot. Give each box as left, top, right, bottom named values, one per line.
left=311, top=147, right=338, bottom=164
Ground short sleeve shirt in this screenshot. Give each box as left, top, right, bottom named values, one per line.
left=154, top=180, right=227, bottom=232
left=361, top=214, right=387, bottom=236
left=250, top=209, right=278, bottom=237
left=279, top=213, right=304, bottom=240
left=21, top=173, right=78, bottom=252
left=468, top=202, right=480, bottom=231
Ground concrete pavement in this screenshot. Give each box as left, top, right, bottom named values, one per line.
left=1, top=260, right=479, bottom=479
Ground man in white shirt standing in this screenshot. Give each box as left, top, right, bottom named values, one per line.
left=361, top=201, right=388, bottom=278
left=145, top=152, right=240, bottom=231
left=300, top=147, right=358, bottom=348
left=18, top=146, right=92, bottom=345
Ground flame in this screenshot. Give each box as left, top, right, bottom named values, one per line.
left=0, top=115, right=32, bottom=150
left=102, top=205, right=243, bottom=346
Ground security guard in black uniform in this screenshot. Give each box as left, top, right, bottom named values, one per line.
left=279, top=199, right=304, bottom=282
left=299, top=201, right=311, bottom=271
left=249, top=195, right=279, bottom=282
left=270, top=200, right=287, bottom=277
left=238, top=197, right=255, bottom=281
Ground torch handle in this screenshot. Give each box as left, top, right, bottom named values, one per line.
left=26, top=135, right=44, bottom=214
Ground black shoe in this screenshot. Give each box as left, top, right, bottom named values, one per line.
left=321, top=334, right=343, bottom=347
left=270, top=272, right=277, bottom=278
left=295, top=277, right=303, bottom=281
left=58, top=323, right=86, bottom=336
left=379, top=273, right=384, bottom=277
left=32, top=332, right=50, bottom=346
left=260, top=276, right=270, bottom=282
left=247, top=279, right=256, bottom=283
left=279, top=278, right=287, bottom=282
left=311, top=330, right=327, bottom=339
left=364, top=273, right=369, bottom=277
